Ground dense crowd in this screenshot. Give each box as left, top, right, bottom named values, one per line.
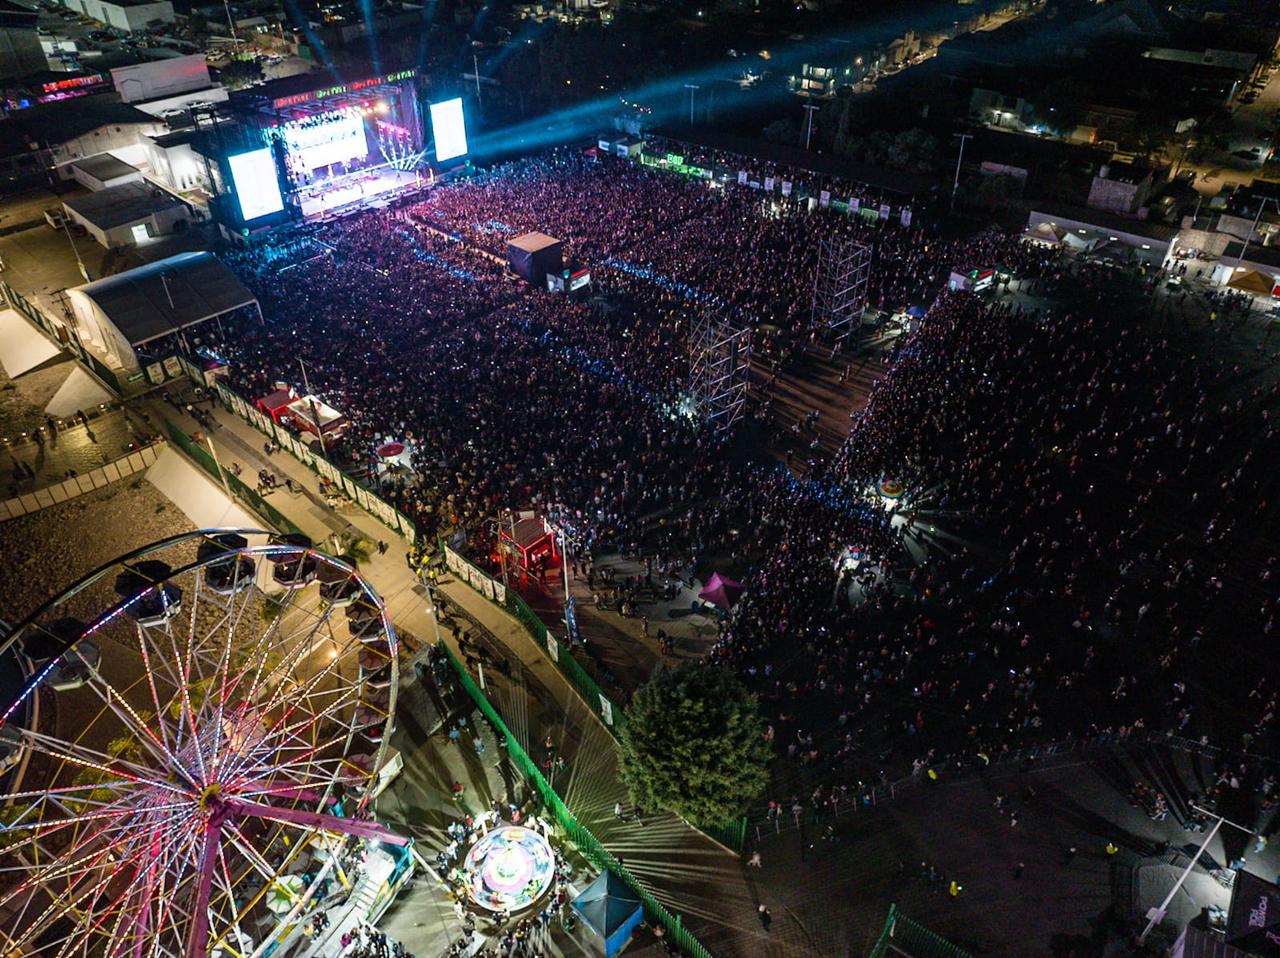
left=214, top=146, right=1280, bottom=834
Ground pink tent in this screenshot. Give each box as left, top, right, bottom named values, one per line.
left=698, top=573, right=744, bottom=609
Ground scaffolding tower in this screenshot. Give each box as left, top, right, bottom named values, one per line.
left=689, top=312, right=751, bottom=432
left=811, top=237, right=872, bottom=339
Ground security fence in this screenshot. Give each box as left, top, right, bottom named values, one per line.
left=437, top=640, right=716, bottom=958
left=1, top=280, right=123, bottom=394
left=439, top=539, right=749, bottom=854
left=206, top=380, right=417, bottom=545
left=868, top=905, right=974, bottom=958
left=162, top=417, right=305, bottom=538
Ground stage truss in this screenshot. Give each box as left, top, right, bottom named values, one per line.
left=689, top=312, right=751, bottom=432
left=0, top=530, right=406, bottom=958
left=811, top=237, right=872, bottom=340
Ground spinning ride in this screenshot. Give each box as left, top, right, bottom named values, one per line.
left=461, top=826, right=556, bottom=913
left=0, top=530, right=405, bottom=958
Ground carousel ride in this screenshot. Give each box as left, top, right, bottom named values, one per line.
left=0, top=530, right=406, bottom=958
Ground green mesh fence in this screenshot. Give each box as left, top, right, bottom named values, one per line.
left=437, top=640, right=715, bottom=958
left=162, top=418, right=305, bottom=537
left=441, top=539, right=748, bottom=853
left=868, top=905, right=975, bottom=958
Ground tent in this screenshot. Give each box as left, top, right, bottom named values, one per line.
left=698, top=572, right=744, bottom=610
left=1225, top=269, right=1276, bottom=297
left=572, top=871, right=644, bottom=958
left=1026, top=221, right=1067, bottom=246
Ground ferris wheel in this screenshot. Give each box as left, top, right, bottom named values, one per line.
left=0, top=530, right=406, bottom=958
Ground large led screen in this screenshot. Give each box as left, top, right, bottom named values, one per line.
left=430, top=98, right=468, bottom=162
left=228, top=148, right=284, bottom=222
left=281, top=112, right=368, bottom=171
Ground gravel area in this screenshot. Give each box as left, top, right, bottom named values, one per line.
left=0, top=355, right=76, bottom=438
left=0, top=477, right=194, bottom=624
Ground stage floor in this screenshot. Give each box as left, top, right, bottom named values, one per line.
left=296, top=169, right=421, bottom=221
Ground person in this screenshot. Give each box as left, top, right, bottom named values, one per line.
left=748, top=850, right=762, bottom=868
left=757, top=904, right=771, bottom=931
left=948, top=880, right=962, bottom=898
left=614, top=802, right=625, bottom=821
left=1105, top=842, right=1118, bottom=856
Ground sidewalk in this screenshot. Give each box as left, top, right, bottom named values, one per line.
left=147, top=397, right=772, bottom=957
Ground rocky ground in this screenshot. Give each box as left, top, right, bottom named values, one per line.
left=0, top=477, right=194, bottom=624
left=0, top=355, right=76, bottom=439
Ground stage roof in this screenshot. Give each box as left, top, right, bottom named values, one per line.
left=509, top=232, right=562, bottom=253
left=71, top=252, right=258, bottom=347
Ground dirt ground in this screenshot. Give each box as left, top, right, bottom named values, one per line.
left=0, top=477, right=194, bottom=624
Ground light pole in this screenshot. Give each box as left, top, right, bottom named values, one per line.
left=298, top=358, right=327, bottom=462
left=1233, top=196, right=1273, bottom=272
left=684, top=84, right=700, bottom=125
left=1138, top=803, right=1254, bottom=943
left=802, top=102, right=820, bottom=151
left=951, top=132, right=973, bottom=209
left=472, top=48, right=484, bottom=106
left=222, top=0, right=236, bottom=44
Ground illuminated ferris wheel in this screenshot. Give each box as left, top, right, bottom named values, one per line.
left=0, top=530, right=406, bottom=958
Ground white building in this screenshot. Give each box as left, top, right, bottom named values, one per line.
left=62, top=180, right=192, bottom=248
left=60, top=0, right=174, bottom=33
left=68, top=152, right=143, bottom=190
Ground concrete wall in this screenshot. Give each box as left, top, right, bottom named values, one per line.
left=0, top=442, right=161, bottom=521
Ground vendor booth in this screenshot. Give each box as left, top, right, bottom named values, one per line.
left=287, top=395, right=348, bottom=442
left=257, top=387, right=296, bottom=424
left=572, top=870, right=644, bottom=958
left=500, top=514, right=556, bottom=575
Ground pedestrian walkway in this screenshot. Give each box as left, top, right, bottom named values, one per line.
left=147, top=396, right=767, bottom=957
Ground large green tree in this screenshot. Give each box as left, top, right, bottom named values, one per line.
left=618, top=662, right=770, bottom=826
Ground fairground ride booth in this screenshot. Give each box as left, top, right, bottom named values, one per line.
left=256, top=388, right=349, bottom=444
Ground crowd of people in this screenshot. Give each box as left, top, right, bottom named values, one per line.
left=212, top=143, right=1280, bottom=843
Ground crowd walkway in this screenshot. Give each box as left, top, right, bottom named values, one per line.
left=143, top=395, right=774, bottom=957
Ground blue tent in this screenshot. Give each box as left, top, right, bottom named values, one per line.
left=572, top=871, right=644, bottom=957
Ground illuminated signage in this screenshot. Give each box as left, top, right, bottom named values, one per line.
left=271, top=67, right=416, bottom=110
left=40, top=73, right=105, bottom=93
left=569, top=269, right=591, bottom=291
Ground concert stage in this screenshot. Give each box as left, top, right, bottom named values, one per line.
left=296, top=167, right=421, bottom=220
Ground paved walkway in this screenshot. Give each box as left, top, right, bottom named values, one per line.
left=146, top=396, right=768, bottom=956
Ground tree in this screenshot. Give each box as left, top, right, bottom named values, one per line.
left=618, top=662, right=770, bottom=826
left=762, top=118, right=799, bottom=145
left=1031, top=79, right=1091, bottom=138
left=218, top=58, right=264, bottom=91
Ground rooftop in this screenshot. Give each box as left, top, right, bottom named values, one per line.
left=63, top=181, right=185, bottom=231
left=0, top=99, right=158, bottom=152
left=72, top=152, right=139, bottom=183
left=1031, top=202, right=1179, bottom=243
left=71, top=251, right=257, bottom=346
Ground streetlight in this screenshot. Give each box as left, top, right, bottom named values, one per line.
left=683, top=84, right=700, bottom=125
left=1138, top=803, right=1255, bottom=943
left=951, top=132, right=973, bottom=208
left=802, top=102, right=820, bottom=151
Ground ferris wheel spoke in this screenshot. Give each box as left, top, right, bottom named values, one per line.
left=16, top=729, right=188, bottom=795
left=78, top=666, right=197, bottom=783
left=2, top=539, right=397, bottom=958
